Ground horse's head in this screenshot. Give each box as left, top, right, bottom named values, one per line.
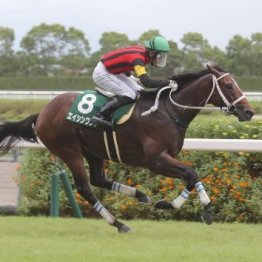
left=207, top=65, right=254, bottom=121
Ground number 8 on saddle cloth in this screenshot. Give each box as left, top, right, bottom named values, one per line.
left=66, top=90, right=135, bottom=129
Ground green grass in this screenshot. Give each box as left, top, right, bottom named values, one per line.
left=0, top=217, right=261, bottom=262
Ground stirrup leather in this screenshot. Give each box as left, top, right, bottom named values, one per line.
left=92, top=115, right=113, bottom=128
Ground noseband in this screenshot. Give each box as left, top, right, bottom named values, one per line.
left=141, top=73, right=246, bottom=116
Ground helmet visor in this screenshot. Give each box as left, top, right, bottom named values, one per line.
left=156, top=53, right=167, bottom=67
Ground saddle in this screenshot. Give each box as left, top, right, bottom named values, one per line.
left=66, top=88, right=136, bottom=129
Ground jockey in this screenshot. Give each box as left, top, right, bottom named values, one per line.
left=91, top=35, right=178, bottom=128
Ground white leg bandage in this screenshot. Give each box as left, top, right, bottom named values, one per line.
left=94, top=201, right=115, bottom=225
left=195, top=182, right=210, bottom=206
left=112, top=182, right=136, bottom=197
left=171, top=189, right=190, bottom=208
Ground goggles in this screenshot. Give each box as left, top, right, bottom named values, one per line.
left=155, top=53, right=167, bottom=67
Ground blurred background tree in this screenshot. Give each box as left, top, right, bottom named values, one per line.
left=0, top=27, right=15, bottom=75
left=0, top=23, right=261, bottom=79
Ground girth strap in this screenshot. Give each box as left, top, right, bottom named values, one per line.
left=103, top=131, right=122, bottom=163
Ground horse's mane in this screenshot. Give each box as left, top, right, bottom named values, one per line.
left=170, top=69, right=209, bottom=88
left=170, top=65, right=226, bottom=89
left=140, top=65, right=226, bottom=98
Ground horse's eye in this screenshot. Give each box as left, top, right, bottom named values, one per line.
left=224, top=83, right=233, bottom=89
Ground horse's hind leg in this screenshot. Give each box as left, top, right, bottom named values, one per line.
left=85, top=153, right=151, bottom=204
left=57, top=151, right=131, bottom=233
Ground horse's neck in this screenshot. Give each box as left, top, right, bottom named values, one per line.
left=177, top=74, right=212, bottom=106
left=163, top=74, right=213, bottom=124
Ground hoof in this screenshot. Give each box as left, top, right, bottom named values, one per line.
left=113, top=220, right=131, bottom=233
left=155, top=200, right=174, bottom=209
left=118, top=224, right=132, bottom=233
left=201, top=202, right=213, bottom=225
left=138, top=196, right=152, bottom=204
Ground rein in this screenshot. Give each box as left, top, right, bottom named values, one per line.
left=141, top=73, right=246, bottom=116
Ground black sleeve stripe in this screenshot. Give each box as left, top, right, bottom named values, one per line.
left=132, top=58, right=145, bottom=66
left=102, top=50, right=145, bottom=62
left=139, top=74, right=170, bottom=88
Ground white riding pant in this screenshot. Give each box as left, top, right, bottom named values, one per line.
left=92, top=61, right=143, bottom=99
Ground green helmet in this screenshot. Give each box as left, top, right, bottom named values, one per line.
left=144, top=36, right=170, bottom=53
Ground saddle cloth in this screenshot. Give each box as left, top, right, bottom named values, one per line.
left=66, top=90, right=135, bottom=129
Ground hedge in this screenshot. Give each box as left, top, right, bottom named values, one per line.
left=0, top=76, right=94, bottom=91
left=17, top=116, right=262, bottom=223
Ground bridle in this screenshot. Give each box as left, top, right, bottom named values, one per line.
left=169, top=73, right=246, bottom=113
left=141, top=73, right=246, bottom=116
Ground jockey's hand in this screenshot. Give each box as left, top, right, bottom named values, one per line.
left=169, top=80, right=178, bottom=90
left=137, top=80, right=143, bottom=87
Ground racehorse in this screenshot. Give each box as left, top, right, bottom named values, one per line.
left=0, top=65, right=254, bottom=233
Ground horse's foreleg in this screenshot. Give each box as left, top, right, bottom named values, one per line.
left=86, top=154, right=151, bottom=203
left=147, top=152, right=212, bottom=224
left=167, top=164, right=210, bottom=208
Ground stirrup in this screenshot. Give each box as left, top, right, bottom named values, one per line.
left=92, top=115, right=113, bottom=128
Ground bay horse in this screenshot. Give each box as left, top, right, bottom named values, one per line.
left=0, top=65, right=254, bottom=232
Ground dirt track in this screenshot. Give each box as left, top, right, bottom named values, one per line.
left=0, top=162, right=19, bottom=212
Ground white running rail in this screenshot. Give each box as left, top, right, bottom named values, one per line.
left=15, top=139, right=262, bottom=152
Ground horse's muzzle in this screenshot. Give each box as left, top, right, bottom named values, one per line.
left=235, top=106, right=254, bottom=121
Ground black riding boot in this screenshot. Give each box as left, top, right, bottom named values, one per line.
left=92, top=96, right=134, bottom=128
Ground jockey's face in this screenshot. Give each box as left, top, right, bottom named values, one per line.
left=148, top=51, right=158, bottom=66
left=148, top=51, right=167, bottom=67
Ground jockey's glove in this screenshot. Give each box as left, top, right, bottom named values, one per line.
left=169, top=80, right=178, bottom=90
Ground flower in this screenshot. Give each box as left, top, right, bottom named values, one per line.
left=239, top=181, right=249, bottom=188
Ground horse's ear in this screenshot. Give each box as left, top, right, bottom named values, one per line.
left=206, top=64, right=220, bottom=76
left=206, top=64, right=211, bottom=71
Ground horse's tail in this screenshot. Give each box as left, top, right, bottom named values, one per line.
left=0, top=114, right=39, bottom=153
